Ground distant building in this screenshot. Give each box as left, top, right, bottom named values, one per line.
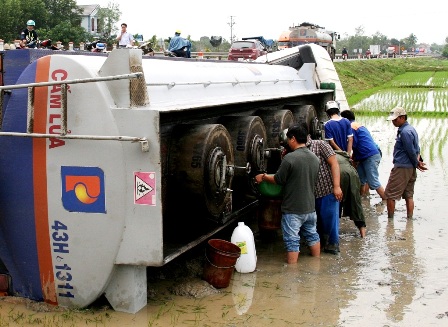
left=78, top=4, right=100, bottom=36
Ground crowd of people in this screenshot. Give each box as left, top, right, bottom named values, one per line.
left=255, top=101, right=427, bottom=264
left=16, top=19, right=192, bottom=56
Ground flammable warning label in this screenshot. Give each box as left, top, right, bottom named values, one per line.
left=134, top=172, right=156, bottom=206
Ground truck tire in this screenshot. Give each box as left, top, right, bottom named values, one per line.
left=217, top=115, right=267, bottom=199
left=167, top=124, right=234, bottom=219
left=285, top=104, right=322, bottom=140
left=254, top=109, right=294, bottom=148
left=254, top=109, right=294, bottom=173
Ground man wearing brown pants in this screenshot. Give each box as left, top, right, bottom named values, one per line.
left=385, top=107, right=427, bottom=219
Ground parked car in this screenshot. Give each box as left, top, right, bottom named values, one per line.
left=227, top=39, right=267, bottom=61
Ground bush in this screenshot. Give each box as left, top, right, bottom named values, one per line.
left=442, top=44, right=448, bottom=58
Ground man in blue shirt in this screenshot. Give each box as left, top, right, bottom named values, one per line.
left=385, top=107, right=427, bottom=219
left=340, top=109, right=385, bottom=200
left=324, top=101, right=353, bottom=154
left=168, top=30, right=191, bottom=58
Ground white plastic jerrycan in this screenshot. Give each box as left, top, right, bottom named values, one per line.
left=231, top=222, right=257, bottom=273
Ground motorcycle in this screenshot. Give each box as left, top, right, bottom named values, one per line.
left=18, top=39, right=60, bottom=50
left=342, top=53, right=348, bottom=61
left=85, top=40, right=106, bottom=53
left=39, top=39, right=60, bottom=50
left=138, top=41, right=155, bottom=56
left=18, top=40, right=37, bottom=49
left=164, top=46, right=191, bottom=58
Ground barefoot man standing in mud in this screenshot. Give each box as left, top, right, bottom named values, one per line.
left=385, top=107, right=428, bottom=219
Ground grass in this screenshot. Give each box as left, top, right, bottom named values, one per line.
left=334, top=57, right=448, bottom=105
left=334, top=57, right=448, bottom=116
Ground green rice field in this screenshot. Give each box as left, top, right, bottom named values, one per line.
left=352, top=71, right=448, bottom=116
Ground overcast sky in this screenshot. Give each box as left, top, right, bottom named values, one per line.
left=77, top=1, right=446, bottom=45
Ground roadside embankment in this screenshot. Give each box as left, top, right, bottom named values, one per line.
left=334, top=57, right=448, bottom=106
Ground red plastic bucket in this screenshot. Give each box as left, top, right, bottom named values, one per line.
left=257, top=198, right=282, bottom=230
left=203, top=239, right=241, bottom=288
left=0, top=274, right=10, bottom=296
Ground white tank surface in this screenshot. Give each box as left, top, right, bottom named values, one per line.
left=307, top=44, right=349, bottom=111
left=289, top=28, right=333, bottom=45
left=140, top=57, right=314, bottom=111
left=257, top=44, right=348, bottom=112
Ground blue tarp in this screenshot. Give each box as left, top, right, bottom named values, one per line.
left=242, top=36, right=274, bottom=48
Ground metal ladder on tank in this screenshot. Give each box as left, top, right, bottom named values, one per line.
left=0, top=73, right=149, bottom=152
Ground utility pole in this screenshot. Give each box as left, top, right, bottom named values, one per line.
left=228, top=16, right=236, bottom=43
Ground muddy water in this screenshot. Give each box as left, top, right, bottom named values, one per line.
left=1, top=116, right=448, bottom=326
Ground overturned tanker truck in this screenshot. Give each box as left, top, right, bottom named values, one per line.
left=0, top=43, right=348, bottom=313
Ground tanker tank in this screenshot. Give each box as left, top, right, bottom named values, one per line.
left=289, top=28, right=333, bottom=45
left=276, top=22, right=339, bottom=60
left=0, top=44, right=346, bottom=313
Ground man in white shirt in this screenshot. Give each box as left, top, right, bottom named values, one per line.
left=116, top=23, right=134, bottom=48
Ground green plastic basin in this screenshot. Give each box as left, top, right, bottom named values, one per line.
left=257, top=176, right=283, bottom=198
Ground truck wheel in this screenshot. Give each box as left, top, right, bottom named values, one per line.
left=168, top=124, right=234, bottom=219
left=287, top=104, right=321, bottom=139
left=254, top=109, right=294, bottom=173
left=217, top=115, right=267, bottom=198
left=254, top=109, right=294, bottom=148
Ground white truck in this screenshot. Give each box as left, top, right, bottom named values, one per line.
left=369, top=45, right=381, bottom=58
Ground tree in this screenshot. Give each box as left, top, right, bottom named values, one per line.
left=354, top=26, right=365, bottom=37
left=0, top=0, right=47, bottom=43
left=404, top=33, right=418, bottom=49
left=443, top=46, right=448, bottom=58
left=97, top=1, right=121, bottom=43
left=40, top=21, right=90, bottom=46
left=0, top=0, right=82, bottom=44
left=442, top=36, right=448, bottom=58
left=0, top=0, right=22, bottom=42
left=371, top=32, right=389, bottom=52
left=40, top=0, right=82, bottom=28
left=390, top=38, right=400, bottom=46
left=348, top=26, right=376, bottom=53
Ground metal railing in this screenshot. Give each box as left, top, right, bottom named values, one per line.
left=150, top=51, right=229, bottom=60
left=0, top=72, right=150, bottom=152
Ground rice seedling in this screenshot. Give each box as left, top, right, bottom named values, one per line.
left=391, top=72, right=434, bottom=88
left=0, top=305, right=113, bottom=327
left=353, top=89, right=448, bottom=116
left=358, top=115, right=448, bottom=167
left=433, top=71, right=448, bottom=88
